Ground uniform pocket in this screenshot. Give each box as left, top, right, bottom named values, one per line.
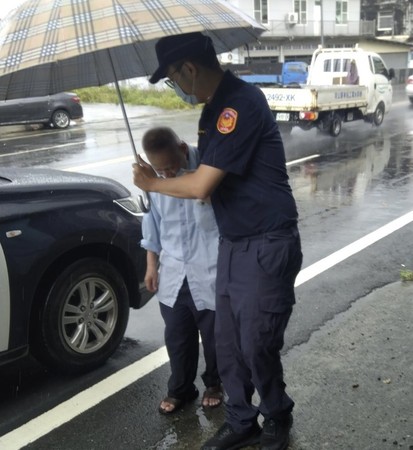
left=256, top=234, right=302, bottom=312
left=256, top=234, right=302, bottom=279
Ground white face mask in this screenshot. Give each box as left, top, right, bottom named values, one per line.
left=173, top=78, right=199, bottom=106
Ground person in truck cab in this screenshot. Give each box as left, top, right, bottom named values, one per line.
left=346, top=59, right=359, bottom=85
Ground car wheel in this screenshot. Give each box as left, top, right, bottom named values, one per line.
left=32, top=258, right=130, bottom=374
left=373, top=103, right=385, bottom=126
left=409, top=97, right=413, bottom=105
left=51, top=109, right=70, bottom=129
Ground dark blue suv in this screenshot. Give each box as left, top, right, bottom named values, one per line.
left=0, top=167, right=150, bottom=374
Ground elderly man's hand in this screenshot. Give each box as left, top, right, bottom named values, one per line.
left=132, top=155, right=157, bottom=191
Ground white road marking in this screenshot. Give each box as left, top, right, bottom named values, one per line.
left=63, top=155, right=134, bottom=172
left=295, top=210, right=413, bottom=286
left=0, top=142, right=83, bottom=158
left=286, top=154, right=320, bottom=166
left=0, top=141, right=315, bottom=170
left=0, top=346, right=168, bottom=449
left=62, top=154, right=319, bottom=173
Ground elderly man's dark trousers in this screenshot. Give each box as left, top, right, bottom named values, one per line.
left=159, top=278, right=220, bottom=399
left=215, top=229, right=302, bottom=433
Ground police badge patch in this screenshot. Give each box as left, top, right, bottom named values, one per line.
left=217, top=108, right=238, bottom=134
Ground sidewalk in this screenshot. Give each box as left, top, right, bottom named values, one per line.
left=283, top=281, right=413, bottom=450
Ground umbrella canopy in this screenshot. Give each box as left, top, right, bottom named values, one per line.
left=0, top=0, right=265, bottom=100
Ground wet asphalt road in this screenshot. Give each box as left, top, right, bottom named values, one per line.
left=0, top=89, right=412, bottom=449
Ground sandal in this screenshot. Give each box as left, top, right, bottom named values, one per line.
left=158, top=388, right=199, bottom=415
left=202, top=385, right=224, bottom=409
left=158, top=396, right=184, bottom=415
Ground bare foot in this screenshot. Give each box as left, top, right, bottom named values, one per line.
left=202, top=385, right=223, bottom=408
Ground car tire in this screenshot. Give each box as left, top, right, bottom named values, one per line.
left=409, top=97, right=413, bottom=105
left=32, top=258, right=130, bottom=374
left=50, top=109, right=70, bottom=129
left=373, top=103, right=385, bottom=126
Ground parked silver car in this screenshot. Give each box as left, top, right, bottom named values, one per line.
left=0, top=92, right=83, bottom=129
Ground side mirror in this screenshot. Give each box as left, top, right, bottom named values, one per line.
left=388, top=68, right=395, bottom=80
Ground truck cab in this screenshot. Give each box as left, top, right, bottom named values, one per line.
left=239, top=61, right=308, bottom=86
left=282, top=61, right=308, bottom=85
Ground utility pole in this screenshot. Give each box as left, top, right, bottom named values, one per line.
left=320, top=0, right=325, bottom=46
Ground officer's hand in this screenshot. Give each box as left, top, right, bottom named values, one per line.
left=133, top=155, right=157, bottom=191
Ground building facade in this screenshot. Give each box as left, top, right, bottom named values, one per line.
left=220, top=0, right=412, bottom=79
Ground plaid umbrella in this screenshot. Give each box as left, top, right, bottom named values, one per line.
left=0, top=0, right=265, bottom=100
left=0, top=0, right=265, bottom=211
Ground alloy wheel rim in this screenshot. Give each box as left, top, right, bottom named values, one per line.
left=61, top=277, right=118, bottom=354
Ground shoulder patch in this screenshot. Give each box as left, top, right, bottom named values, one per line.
left=217, top=108, right=238, bottom=134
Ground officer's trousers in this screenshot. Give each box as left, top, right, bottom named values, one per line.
left=215, top=228, right=302, bottom=433
left=159, top=278, right=220, bottom=399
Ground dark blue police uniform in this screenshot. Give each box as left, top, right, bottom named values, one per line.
left=198, top=71, right=303, bottom=433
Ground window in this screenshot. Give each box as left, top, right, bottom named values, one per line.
left=342, top=59, right=351, bottom=72
left=323, top=58, right=351, bottom=73
left=370, top=56, right=388, bottom=77
left=294, top=0, right=307, bottom=24
left=336, top=0, right=348, bottom=24
left=254, top=0, right=268, bottom=24
left=377, top=11, right=393, bottom=31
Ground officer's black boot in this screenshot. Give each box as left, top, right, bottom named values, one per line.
left=260, top=413, right=293, bottom=450
left=201, top=422, right=261, bottom=450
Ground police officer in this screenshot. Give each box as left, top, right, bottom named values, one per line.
left=133, top=32, right=302, bottom=450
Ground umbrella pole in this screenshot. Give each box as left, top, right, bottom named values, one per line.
left=109, top=68, right=139, bottom=160
left=107, top=49, right=150, bottom=212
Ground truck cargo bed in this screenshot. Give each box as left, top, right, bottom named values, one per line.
left=261, top=85, right=368, bottom=112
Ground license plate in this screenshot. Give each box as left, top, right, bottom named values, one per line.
left=276, top=113, right=290, bottom=121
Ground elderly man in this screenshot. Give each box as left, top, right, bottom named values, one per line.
left=140, top=126, right=222, bottom=415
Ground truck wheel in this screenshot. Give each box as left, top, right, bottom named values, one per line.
left=298, top=122, right=314, bottom=131
left=373, top=103, right=385, bottom=126
left=278, top=123, right=293, bottom=136
left=329, top=114, right=342, bottom=137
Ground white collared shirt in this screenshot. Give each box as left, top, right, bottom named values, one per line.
left=140, top=146, right=219, bottom=310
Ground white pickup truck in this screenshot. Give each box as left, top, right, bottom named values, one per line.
left=261, top=46, right=394, bottom=137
